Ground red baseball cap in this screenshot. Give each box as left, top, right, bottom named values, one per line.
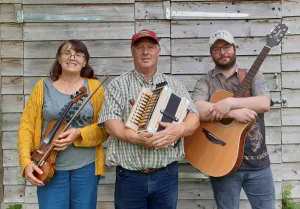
left=131, top=29, right=160, bottom=46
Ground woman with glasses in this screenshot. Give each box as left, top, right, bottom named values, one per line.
left=18, top=40, right=108, bottom=209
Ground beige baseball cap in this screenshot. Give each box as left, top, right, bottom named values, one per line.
left=209, top=30, right=235, bottom=47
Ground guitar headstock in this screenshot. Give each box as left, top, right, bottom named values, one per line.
left=266, top=23, right=288, bottom=48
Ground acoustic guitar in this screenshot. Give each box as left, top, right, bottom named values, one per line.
left=184, top=23, right=288, bottom=177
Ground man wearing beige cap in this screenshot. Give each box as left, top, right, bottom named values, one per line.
left=192, top=30, right=275, bottom=208
left=98, top=29, right=199, bottom=209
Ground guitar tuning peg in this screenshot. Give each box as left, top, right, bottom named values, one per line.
left=70, top=95, right=74, bottom=99
left=76, top=91, right=79, bottom=94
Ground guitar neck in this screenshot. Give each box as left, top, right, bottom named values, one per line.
left=234, top=46, right=271, bottom=98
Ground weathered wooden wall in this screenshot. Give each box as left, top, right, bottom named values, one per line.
left=1, top=0, right=300, bottom=208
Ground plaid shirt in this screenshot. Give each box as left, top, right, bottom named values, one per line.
left=192, top=67, right=272, bottom=170
left=98, top=69, right=198, bottom=170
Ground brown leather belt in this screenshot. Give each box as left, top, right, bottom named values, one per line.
left=140, top=168, right=159, bottom=174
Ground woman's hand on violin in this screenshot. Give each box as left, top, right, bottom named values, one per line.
left=53, top=128, right=81, bottom=151
left=25, top=162, right=44, bottom=186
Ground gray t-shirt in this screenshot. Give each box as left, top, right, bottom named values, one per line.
left=42, top=78, right=95, bottom=170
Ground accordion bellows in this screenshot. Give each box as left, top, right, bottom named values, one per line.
left=125, top=85, right=189, bottom=133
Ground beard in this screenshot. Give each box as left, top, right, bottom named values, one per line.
left=212, top=54, right=236, bottom=70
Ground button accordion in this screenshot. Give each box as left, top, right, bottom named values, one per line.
left=125, top=82, right=190, bottom=134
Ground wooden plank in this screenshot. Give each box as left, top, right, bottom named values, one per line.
left=23, top=0, right=133, bottom=3
left=24, top=39, right=170, bottom=58
left=282, top=54, right=300, bottom=72
left=0, top=0, right=22, bottom=2
left=1, top=77, right=23, bottom=94
left=282, top=0, right=300, bottom=17
left=171, top=19, right=280, bottom=38
left=282, top=145, right=300, bottom=163
left=282, top=17, right=300, bottom=35
left=1, top=95, right=24, bottom=113
left=282, top=126, right=300, bottom=144
left=0, top=24, right=22, bottom=40
left=264, top=73, right=281, bottom=92
left=23, top=23, right=134, bottom=41
left=0, top=59, right=3, bottom=202
left=282, top=89, right=300, bottom=107
left=282, top=36, right=300, bottom=54
left=270, top=163, right=281, bottom=182
left=3, top=149, right=19, bottom=167
left=2, top=113, right=22, bottom=131
left=1, top=59, right=23, bottom=76
left=268, top=144, right=282, bottom=164
left=0, top=4, right=16, bottom=23
left=24, top=56, right=170, bottom=76
left=2, top=132, right=18, bottom=150
left=172, top=55, right=281, bottom=74
left=23, top=4, right=134, bottom=22
left=281, top=163, right=300, bottom=180
left=3, top=185, right=25, bottom=203
left=24, top=77, right=43, bottom=95
left=171, top=37, right=281, bottom=56
left=0, top=41, right=23, bottom=58
left=265, top=108, right=281, bottom=127
left=136, top=20, right=170, bottom=37
left=135, top=2, right=166, bottom=19
left=170, top=2, right=281, bottom=19
left=282, top=72, right=300, bottom=89
left=266, top=127, right=281, bottom=145
left=3, top=167, right=25, bottom=185
left=282, top=108, right=300, bottom=125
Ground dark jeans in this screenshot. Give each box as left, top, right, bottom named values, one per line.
left=210, top=167, right=275, bottom=209
left=115, top=162, right=178, bottom=209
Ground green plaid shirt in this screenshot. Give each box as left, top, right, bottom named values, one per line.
left=98, top=69, right=198, bottom=170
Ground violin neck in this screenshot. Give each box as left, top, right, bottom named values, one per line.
left=43, top=101, right=73, bottom=144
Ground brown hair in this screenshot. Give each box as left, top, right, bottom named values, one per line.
left=50, top=39, right=96, bottom=81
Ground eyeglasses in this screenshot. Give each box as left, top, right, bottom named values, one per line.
left=60, top=51, right=85, bottom=60
left=211, top=44, right=233, bottom=54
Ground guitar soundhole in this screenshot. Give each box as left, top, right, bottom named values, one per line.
left=220, top=118, right=233, bottom=125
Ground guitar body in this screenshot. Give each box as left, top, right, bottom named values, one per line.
left=184, top=89, right=255, bottom=177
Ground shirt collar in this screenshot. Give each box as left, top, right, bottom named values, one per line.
left=134, top=68, right=161, bottom=86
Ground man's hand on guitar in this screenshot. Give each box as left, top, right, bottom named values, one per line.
left=24, top=162, right=44, bottom=186
left=211, top=98, right=233, bottom=120
left=150, top=122, right=185, bottom=149
left=230, top=108, right=257, bottom=123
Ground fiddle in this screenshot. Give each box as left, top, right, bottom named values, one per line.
left=31, top=74, right=109, bottom=184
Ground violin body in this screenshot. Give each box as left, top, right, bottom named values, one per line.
left=31, top=120, right=66, bottom=184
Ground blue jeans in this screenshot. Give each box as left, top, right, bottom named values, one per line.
left=210, top=167, right=275, bottom=209
left=37, top=163, right=100, bottom=209
left=115, top=162, right=178, bottom=209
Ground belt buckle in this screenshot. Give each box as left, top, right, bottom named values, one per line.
left=140, top=168, right=159, bottom=174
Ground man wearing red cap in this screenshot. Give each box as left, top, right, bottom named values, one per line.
left=98, top=29, right=199, bottom=209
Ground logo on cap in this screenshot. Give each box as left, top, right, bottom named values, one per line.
left=131, top=29, right=160, bottom=46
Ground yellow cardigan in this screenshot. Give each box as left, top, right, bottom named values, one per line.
left=18, top=78, right=108, bottom=177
